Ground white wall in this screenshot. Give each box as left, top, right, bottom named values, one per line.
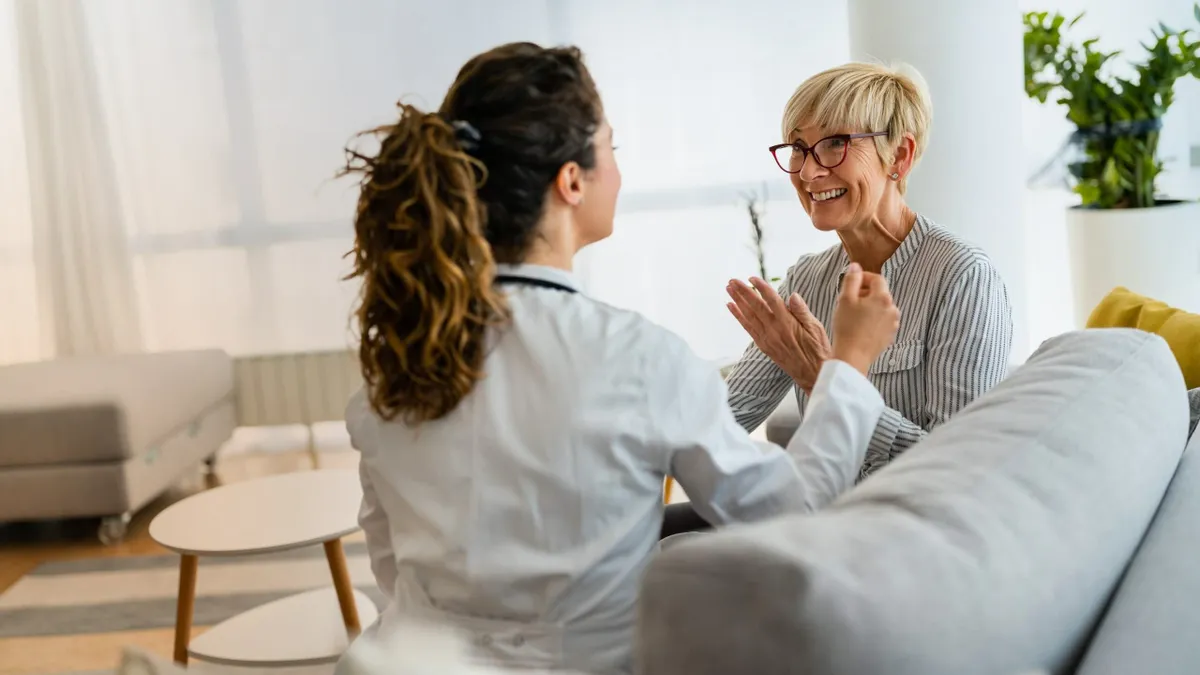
left=564, top=0, right=851, bottom=360
left=4, top=0, right=1197, bottom=366
left=3, top=0, right=849, bottom=363
left=848, top=0, right=1028, bottom=357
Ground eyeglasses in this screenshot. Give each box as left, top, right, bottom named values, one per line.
left=769, top=132, right=888, bottom=174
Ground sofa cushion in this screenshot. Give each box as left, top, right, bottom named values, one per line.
left=0, top=350, right=233, bottom=467
left=1075, top=425, right=1200, bottom=675
left=1087, top=286, right=1200, bottom=389
left=763, top=395, right=801, bottom=448
left=636, top=329, right=1189, bottom=675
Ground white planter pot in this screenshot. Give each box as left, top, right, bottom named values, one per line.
left=1066, top=200, right=1200, bottom=327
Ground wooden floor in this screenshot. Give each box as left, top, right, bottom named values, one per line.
left=0, top=448, right=358, bottom=675
left=0, top=449, right=358, bottom=596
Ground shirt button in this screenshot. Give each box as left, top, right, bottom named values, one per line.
left=479, top=635, right=494, bottom=647
left=888, top=358, right=897, bottom=367
left=512, top=635, right=526, bottom=647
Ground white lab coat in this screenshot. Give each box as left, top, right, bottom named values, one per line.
left=345, top=264, right=884, bottom=674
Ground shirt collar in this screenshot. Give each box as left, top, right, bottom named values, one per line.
left=495, top=263, right=581, bottom=292
left=836, top=214, right=928, bottom=283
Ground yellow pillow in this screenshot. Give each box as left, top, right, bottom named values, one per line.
left=1087, top=287, right=1200, bottom=389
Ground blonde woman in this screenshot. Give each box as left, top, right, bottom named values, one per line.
left=725, top=62, right=1014, bottom=477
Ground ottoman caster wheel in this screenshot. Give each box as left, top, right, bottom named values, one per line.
left=99, top=513, right=132, bottom=545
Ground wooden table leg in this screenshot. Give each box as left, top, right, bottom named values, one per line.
left=173, top=554, right=199, bottom=664
left=323, top=538, right=361, bottom=635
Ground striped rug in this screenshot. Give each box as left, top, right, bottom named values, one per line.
left=0, top=537, right=382, bottom=675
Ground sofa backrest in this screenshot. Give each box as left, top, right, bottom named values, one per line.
left=1076, top=424, right=1200, bottom=675
left=636, top=329, right=1189, bottom=675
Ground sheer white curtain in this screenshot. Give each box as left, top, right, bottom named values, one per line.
left=81, top=0, right=558, bottom=358
left=0, top=5, right=39, bottom=365
left=0, top=0, right=851, bottom=366
left=14, top=0, right=142, bottom=358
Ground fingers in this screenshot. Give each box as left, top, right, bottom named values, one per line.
left=728, top=278, right=789, bottom=337
left=726, top=281, right=770, bottom=334
left=849, top=271, right=894, bottom=309
left=786, top=293, right=810, bottom=323
left=726, top=301, right=753, bottom=334
left=727, top=280, right=772, bottom=317
left=862, top=272, right=889, bottom=297
left=749, top=277, right=789, bottom=316
left=839, top=262, right=864, bottom=301
left=727, top=298, right=765, bottom=337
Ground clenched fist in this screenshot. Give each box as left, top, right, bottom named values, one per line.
left=831, top=262, right=901, bottom=376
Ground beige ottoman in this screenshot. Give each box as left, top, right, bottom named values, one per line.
left=0, top=350, right=235, bottom=543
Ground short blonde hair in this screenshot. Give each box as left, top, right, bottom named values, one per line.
left=781, top=61, right=932, bottom=193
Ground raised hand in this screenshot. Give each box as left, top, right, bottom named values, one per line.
left=726, top=277, right=832, bottom=393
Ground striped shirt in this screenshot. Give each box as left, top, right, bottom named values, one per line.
left=726, top=214, right=1014, bottom=477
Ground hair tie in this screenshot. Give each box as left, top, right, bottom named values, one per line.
left=450, top=120, right=482, bottom=152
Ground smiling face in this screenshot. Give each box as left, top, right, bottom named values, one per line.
left=789, top=127, right=891, bottom=233
left=777, top=62, right=932, bottom=237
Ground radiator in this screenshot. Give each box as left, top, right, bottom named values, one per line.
left=233, top=349, right=362, bottom=428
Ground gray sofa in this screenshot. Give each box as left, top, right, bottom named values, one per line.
left=638, top=329, right=1198, bottom=675
left=0, top=350, right=235, bottom=543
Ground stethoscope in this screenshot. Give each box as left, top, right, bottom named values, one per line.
left=494, top=274, right=576, bottom=294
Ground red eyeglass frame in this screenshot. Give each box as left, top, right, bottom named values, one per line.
left=768, top=131, right=888, bottom=174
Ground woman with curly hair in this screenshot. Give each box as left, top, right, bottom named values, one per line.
left=340, top=42, right=901, bottom=674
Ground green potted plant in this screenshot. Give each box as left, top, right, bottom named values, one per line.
left=1023, top=6, right=1200, bottom=324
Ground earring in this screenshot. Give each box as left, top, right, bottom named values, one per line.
left=889, top=172, right=900, bottom=180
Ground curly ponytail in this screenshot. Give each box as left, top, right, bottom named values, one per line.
left=343, top=42, right=602, bottom=424
left=342, top=106, right=508, bottom=423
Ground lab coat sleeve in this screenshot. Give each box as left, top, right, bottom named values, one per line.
left=650, top=334, right=885, bottom=525
left=357, top=460, right=398, bottom=601
left=346, top=388, right=398, bottom=601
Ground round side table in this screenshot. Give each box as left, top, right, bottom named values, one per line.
left=149, top=468, right=378, bottom=667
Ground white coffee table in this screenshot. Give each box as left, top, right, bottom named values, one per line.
left=149, top=468, right=378, bottom=667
